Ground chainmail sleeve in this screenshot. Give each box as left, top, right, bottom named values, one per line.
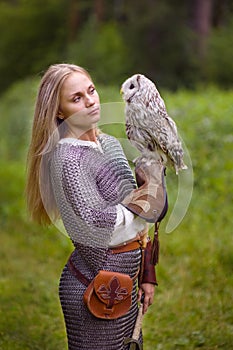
left=49, top=134, right=136, bottom=272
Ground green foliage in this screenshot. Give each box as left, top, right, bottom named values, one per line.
left=206, top=19, right=233, bottom=88
left=120, top=1, right=199, bottom=89
left=0, top=84, right=233, bottom=349
left=0, top=161, right=26, bottom=227
left=0, top=1, right=233, bottom=93
left=0, top=169, right=70, bottom=349
left=0, top=160, right=71, bottom=349
left=0, top=78, right=39, bottom=161
left=0, top=0, right=67, bottom=93
left=68, top=17, right=130, bottom=85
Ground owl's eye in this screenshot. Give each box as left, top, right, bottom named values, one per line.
left=129, top=83, right=135, bottom=89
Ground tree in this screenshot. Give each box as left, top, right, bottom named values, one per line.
left=0, top=0, right=232, bottom=93
left=0, top=0, right=67, bottom=94
left=189, top=0, right=214, bottom=60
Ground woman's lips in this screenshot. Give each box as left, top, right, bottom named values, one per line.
left=88, top=106, right=100, bottom=115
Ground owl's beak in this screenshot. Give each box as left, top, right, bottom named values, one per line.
left=120, top=88, right=123, bottom=95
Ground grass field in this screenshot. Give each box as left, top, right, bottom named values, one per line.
left=0, top=80, right=232, bottom=349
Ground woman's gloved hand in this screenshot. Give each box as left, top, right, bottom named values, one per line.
left=122, top=157, right=167, bottom=223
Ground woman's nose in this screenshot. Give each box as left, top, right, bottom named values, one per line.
left=85, top=95, right=95, bottom=107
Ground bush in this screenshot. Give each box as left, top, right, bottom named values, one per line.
left=0, top=78, right=39, bottom=161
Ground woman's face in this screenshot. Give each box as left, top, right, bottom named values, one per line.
left=58, top=72, right=100, bottom=133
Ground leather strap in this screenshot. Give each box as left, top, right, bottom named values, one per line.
left=67, top=256, right=91, bottom=287
left=67, top=251, right=140, bottom=287
left=109, top=240, right=142, bottom=254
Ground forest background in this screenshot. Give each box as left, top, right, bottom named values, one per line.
left=0, top=1, right=233, bottom=349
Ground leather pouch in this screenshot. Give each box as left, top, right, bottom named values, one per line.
left=83, top=270, right=133, bottom=319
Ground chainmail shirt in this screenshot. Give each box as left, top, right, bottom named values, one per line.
left=49, top=133, right=143, bottom=349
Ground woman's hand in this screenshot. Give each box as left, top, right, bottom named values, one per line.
left=137, top=283, right=155, bottom=314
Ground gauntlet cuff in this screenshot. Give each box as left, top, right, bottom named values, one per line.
left=140, top=239, right=158, bottom=285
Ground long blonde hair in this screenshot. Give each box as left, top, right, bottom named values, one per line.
left=26, top=63, right=92, bottom=225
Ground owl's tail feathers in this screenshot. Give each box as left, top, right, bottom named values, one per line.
left=175, top=162, right=188, bottom=175
left=151, top=223, right=160, bottom=265
left=133, top=152, right=163, bottom=167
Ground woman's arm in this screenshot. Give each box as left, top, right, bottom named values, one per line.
left=50, top=142, right=135, bottom=271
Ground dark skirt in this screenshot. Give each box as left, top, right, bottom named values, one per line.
left=59, top=247, right=143, bottom=350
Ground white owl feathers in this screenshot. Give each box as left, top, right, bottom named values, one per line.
left=121, top=74, right=187, bottom=174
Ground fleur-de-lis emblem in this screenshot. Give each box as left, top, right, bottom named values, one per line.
left=97, top=276, right=129, bottom=309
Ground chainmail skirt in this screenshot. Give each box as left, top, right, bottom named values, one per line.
left=59, top=247, right=143, bottom=350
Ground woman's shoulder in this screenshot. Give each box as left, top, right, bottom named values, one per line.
left=98, top=133, right=123, bottom=150
left=52, top=139, right=89, bottom=163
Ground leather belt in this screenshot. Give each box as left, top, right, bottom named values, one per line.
left=108, top=240, right=142, bottom=254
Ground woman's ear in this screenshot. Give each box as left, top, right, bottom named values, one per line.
left=57, top=110, right=64, bottom=120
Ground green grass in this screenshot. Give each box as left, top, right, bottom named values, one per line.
left=0, top=81, right=233, bottom=349
left=0, top=162, right=71, bottom=349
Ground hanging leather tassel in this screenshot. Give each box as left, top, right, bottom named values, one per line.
left=151, top=222, right=160, bottom=265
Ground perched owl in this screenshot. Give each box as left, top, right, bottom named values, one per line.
left=121, top=74, right=187, bottom=174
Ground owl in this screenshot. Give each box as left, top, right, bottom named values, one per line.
left=121, top=74, right=187, bottom=174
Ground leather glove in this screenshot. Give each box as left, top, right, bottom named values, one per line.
left=122, top=157, right=168, bottom=223
left=139, top=238, right=158, bottom=285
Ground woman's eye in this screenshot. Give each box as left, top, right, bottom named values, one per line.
left=90, top=87, right=96, bottom=94
left=73, top=96, right=81, bottom=103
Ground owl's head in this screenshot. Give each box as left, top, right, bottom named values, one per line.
left=120, top=74, right=142, bottom=103
left=121, top=74, right=155, bottom=104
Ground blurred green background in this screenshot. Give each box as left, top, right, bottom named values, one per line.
left=0, top=1, right=233, bottom=349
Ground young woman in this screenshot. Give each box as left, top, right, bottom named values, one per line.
left=26, top=63, right=166, bottom=349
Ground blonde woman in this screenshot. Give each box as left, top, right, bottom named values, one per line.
left=26, top=63, right=167, bottom=350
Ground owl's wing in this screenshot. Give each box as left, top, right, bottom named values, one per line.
left=147, top=91, right=179, bottom=134
left=154, top=92, right=167, bottom=117
left=126, top=90, right=180, bottom=148
left=164, top=114, right=178, bottom=134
